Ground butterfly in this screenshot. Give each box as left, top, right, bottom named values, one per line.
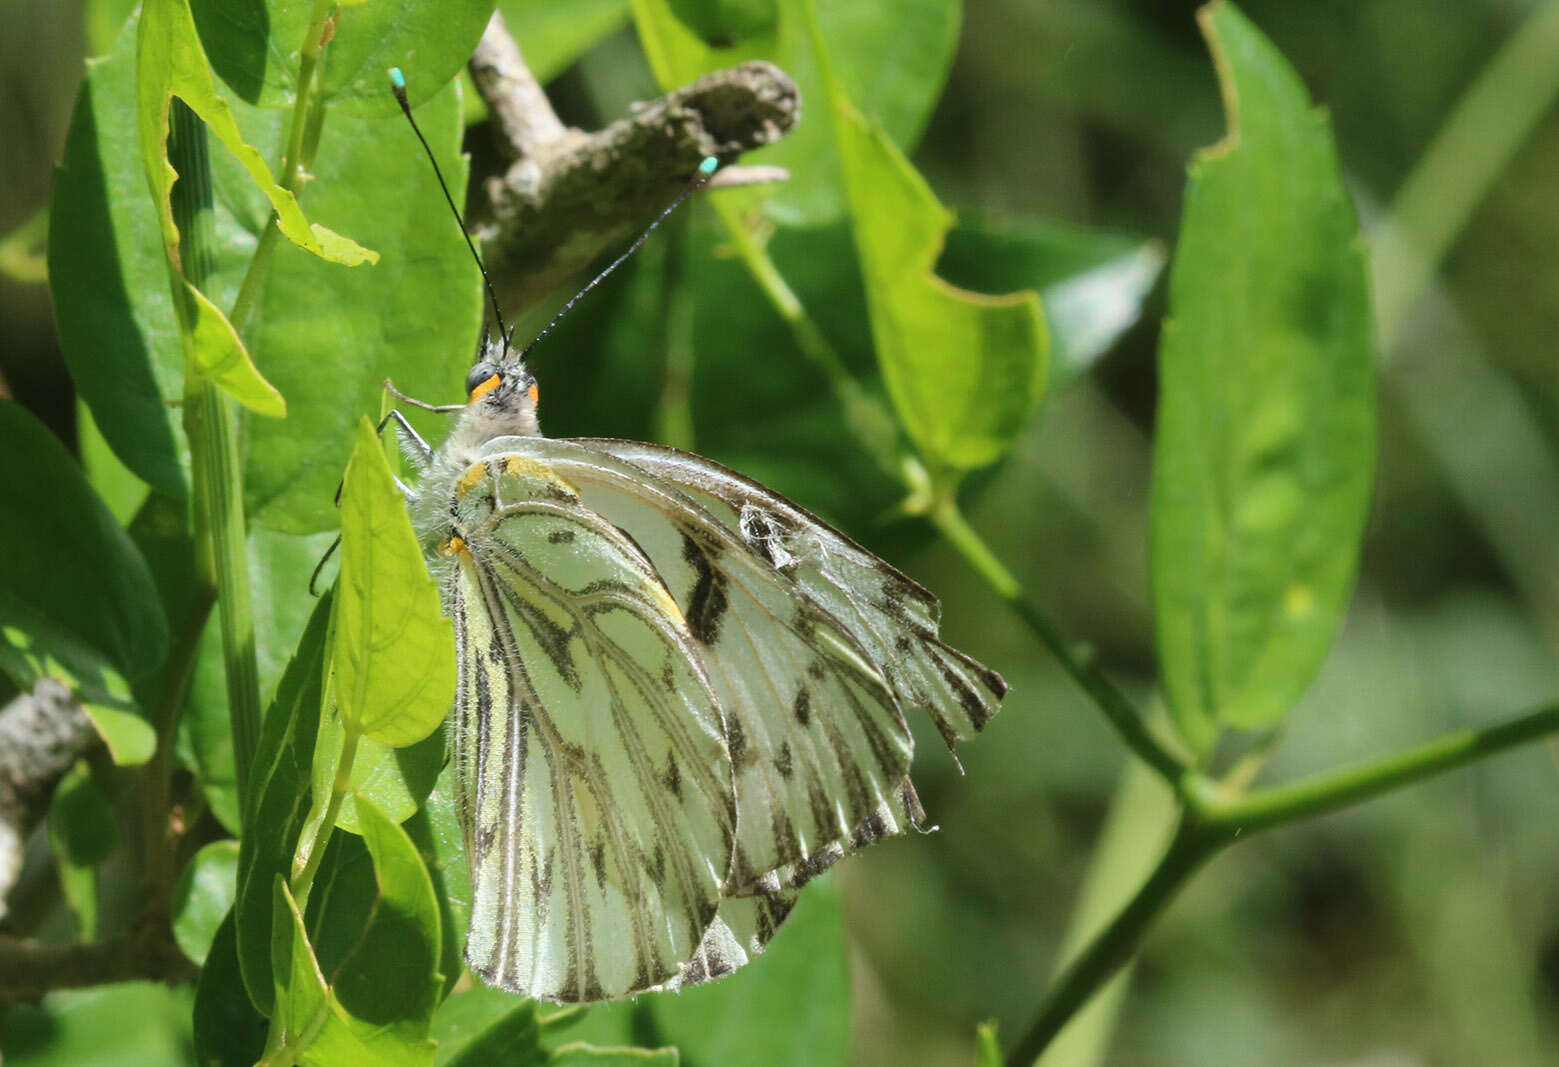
left=385, top=72, right=1006, bottom=1003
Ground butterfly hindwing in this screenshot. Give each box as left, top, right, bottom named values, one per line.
left=447, top=454, right=735, bottom=1001
left=480, top=437, right=926, bottom=894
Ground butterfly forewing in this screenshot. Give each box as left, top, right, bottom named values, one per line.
left=577, top=440, right=1008, bottom=755
left=477, top=437, right=922, bottom=893
left=448, top=454, right=735, bottom=1001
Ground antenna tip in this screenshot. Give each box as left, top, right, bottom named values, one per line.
left=388, top=67, right=406, bottom=90
left=699, top=156, right=719, bottom=176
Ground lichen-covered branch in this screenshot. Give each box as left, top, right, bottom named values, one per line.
left=468, top=13, right=799, bottom=308
left=0, top=679, right=98, bottom=917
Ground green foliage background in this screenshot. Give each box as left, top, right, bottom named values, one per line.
left=0, top=0, right=1556, bottom=1065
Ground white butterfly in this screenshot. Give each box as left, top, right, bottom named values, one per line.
left=392, top=338, right=1007, bottom=1002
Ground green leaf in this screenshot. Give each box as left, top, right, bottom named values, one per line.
left=313, top=718, right=447, bottom=833
left=498, top=0, right=631, bottom=83
left=633, top=0, right=959, bottom=225
left=81, top=705, right=159, bottom=765
left=184, top=527, right=339, bottom=833
left=136, top=0, right=375, bottom=268
left=173, top=839, right=241, bottom=965
left=191, top=0, right=492, bottom=117
left=268, top=878, right=385, bottom=1066
left=974, top=1021, right=1001, bottom=1067
left=235, top=591, right=331, bottom=1014
left=432, top=988, right=543, bottom=1067
left=294, top=800, right=442, bottom=1062
left=406, top=764, right=471, bottom=998
left=800, top=1, right=1047, bottom=475
left=243, top=78, right=482, bottom=533
left=1150, top=1, right=1375, bottom=752
left=651, top=877, right=848, bottom=1067
left=334, top=417, right=455, bottom=748
left=46, top=761, right=118, bottom=940
left=194, top=911, right=270, bottom=1066
left=0, top=401, right=169, bottom=687
left=51, top=12, right=475, bottom=502
left=549, top=1045, right=679, bottom=1066
left=182, top=277, right=287, bottom=415
left=938, top=218, right=1166, bottom=382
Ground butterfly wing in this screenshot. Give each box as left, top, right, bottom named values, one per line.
left=447, top=453, right=735, bottom=1001
left=583, top=439, right=1009, bottom=757
left=485, top=437, right=1003, bottom=898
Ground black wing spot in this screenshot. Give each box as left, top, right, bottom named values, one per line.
left=793, top=689, right=812, bottom=726
left=681, top=532, right=730, bottom=645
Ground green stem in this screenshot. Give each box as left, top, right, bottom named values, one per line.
left=1008, top=817, right=1218, bottom=1067
left=1373, top=0, right=1559, bottom=345
left=1199, top=701, right=1559, bottom=833
left=1008, top=700, right=1559, bottom=1064
left=289, top=730, right=359, bottom=908
left=929, top=493, right=1192, bottom=788
left=227, top=0, right=333, bottom=334
left=713, top=200, right=1189, bottom=787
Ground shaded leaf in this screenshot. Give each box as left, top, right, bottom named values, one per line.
left=405, top=761, right=470, bottom=997
left=549, top=1045, right=679, bottom=1066
left=432, top=987, right=543, bottom=1067
left=46, top=761, right=117, bottom=939
left=0, top=400, right=168, bottom=687
left=194, top=911, right=270, bottom=1066
left=334, top=417, right=455, bottom=748
left=651, top=877, right=848, bottom=1067
left=1150, top=2, right=1375, bottom=751
left=173, top=839, right=240, bottom=965
left=235, top=591, right=332, bottom=1014
left=268, top=878, right=386, bottom=1066
left=293, top=802, right=442, bottom=1063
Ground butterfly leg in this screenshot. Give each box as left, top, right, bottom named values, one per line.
left=379, top=408, right=435, bottom=472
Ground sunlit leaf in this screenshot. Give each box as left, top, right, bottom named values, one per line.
left=499, top=0, right=631, bottom=83
left=136, top=0, right=375, bottom=268
left=801, top=1, right=1046, bottom=475
left=334, top=418, right=455, bottom=748
left=191, top=0, right=492, bottom=117
left=1150, top=2, right=1375, bottom=751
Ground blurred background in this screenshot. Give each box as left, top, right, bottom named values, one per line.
left=2, top=1, right=1557, bottom=1064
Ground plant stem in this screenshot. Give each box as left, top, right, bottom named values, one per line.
left=1008, top=817, right=1217, bottom=1066
left=713, top=202, right=1190, bottom=787
left=228, top=0, right=333, bottom=334
left=929, top=493, right=1193, bottom=788
left=1373, top=0, right=1559, bottom=345
left=1007, top=700, right=1559, bottom=1064
left=289, top=729, right=359, bottom=908
left=1199, top=701, right=1559, bottom=833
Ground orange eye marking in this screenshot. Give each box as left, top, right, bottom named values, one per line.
left=454, top=464, right=487, bottom=498
left=438, top=535, right=468, bottom=557
left=468, top=374, right=502, bottom=402
left=527, top=382, right=539, bottom=405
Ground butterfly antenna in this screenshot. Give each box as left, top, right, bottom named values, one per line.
left=519, top=156, right=720, bottom=361
left=389, top=67, right=510, bottom=352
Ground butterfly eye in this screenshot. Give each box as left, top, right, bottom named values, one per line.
left=465, top=363, right=502, bottom=400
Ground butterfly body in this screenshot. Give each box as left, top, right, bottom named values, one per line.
left=404, top=337, right=1007, bottom=1001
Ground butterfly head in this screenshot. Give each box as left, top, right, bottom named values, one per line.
left=460, top=335, right=539, bottom=438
